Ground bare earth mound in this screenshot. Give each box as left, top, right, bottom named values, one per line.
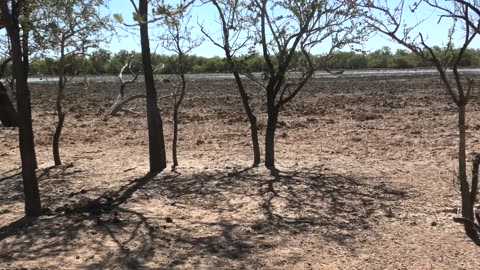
left=1, top=74, right=480, bottom=269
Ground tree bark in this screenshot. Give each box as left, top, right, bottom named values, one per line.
left=265, top=105, right=279, bottom=168
left=172, top=73, right=187, bottom=168
left=139, top=0, right=167, bottom=172
left=52, top=111, right=65, bottom=166
left=458, top=104, right=480, bottom=242
left=172, top=103, right=180, bottom=167
left=53, top=41, right=66, bottom=166
left=233, top=72, right=260, bottom=166
left=0, top=81, right=18, bottom=127
left=1, top=0, right=41, bottom=217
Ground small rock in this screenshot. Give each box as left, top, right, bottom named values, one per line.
left=431, top=221, right=438, bottom=227
left=165, top=217, right=173, bottom=223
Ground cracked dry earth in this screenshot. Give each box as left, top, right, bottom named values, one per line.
left=1, top=73, right=480, bottom=269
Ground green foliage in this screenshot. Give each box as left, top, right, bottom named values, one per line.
left=27, top=46, right=480, bottom=76
left=29, top=0, right=112, bottom=76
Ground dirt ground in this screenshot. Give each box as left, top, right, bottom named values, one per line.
left=1, top=73, right=480, bottom=269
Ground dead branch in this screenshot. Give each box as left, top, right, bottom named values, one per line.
left=103, top=56, right=141, bottom=120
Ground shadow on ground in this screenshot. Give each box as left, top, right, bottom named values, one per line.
left=0, top=164, right=409, bottom=269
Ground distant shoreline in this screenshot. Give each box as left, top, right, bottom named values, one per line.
left=2, top=68, right=479, bottom=85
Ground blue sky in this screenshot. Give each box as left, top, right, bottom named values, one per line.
left=105, top=1, right=480, bottom=57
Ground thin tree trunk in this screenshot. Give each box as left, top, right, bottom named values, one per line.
left=139, top=0, right=167, bottom=172
left=233, top=72, right=260, bottom=166
left=53, top=111, right=65, bottom=166
left=172, top=105, right=180, bottom=167
left=53, top=75, right=65, bottom=166
left=458, top=104, right=480, bottom=241
left=265, top=106, right=279, bottom=168
left=53, top=44, right=66, bottom=166
left=172, top=74, right=187, bottom=168
left=208, top=0, right=261, bottom=167
left=1, top=1, right=41, bottom=216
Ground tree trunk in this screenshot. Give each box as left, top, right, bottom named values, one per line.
left=172, top=73, right=187, bottom=169
left=1, top=1, right=42, bottom=216
left=458, top=104, right=480, bottom=241
left=53, top=44, right=66, bottom=166
left=53, top=112, right=65, bottom=166
left=232, top=72, right=260, bottom=166
left=172, top=105, right=179, bottom=167
left=0, top=81, right=18, bottom=127
left=265, top=106, right=279, bottom=168
left=139, top=0, right=167, bottom=172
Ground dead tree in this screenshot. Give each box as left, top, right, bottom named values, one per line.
left=103, top=55, right=144, bottom=120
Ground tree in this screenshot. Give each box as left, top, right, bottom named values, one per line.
left=115, top=0, right=196, bottom=172
left=159, top=2, right=203, bottom=169
left=0, top=0, right=42, bottom=216
left=251, top=0, right=364, bottom=168
left=362, top=0, right=480, bottom=244
left=89, top=49, right=112, bottom=74
left=31, top=0, right=111, bottom=166
left=138, top=0, right=168, bottom=172
left=119, top=0, right=171, bottom=172
left=367, top=46, right=393, bottom=68
left=201, top=0, right=261, bottom=166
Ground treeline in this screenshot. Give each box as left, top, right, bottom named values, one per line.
left=23, top=46, right=480, bottom=76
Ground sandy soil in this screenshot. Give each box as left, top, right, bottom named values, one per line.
left=1, top=74, right=480, bottom=269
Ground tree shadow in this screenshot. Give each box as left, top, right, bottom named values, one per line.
left=0, top=170, right=162, bottom=269
left=0, top=165, right=410, bottom=269
left=0, top=167, right=22, bottom=183
left=258, top=166, right=408, bottom=244
left=107, top=164, right=410, bottom=267
left=0, top=165, right=82, bottom=214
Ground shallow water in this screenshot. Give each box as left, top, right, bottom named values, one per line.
left=2, top=68, right=479, bottom=84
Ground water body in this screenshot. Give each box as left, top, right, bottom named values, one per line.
left=2, top=68, right=480, bottom=84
